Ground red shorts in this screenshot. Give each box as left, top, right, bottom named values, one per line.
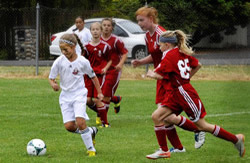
left=85, top=75, right=104, bottom=98
left=102, top=70, right=121, bottom=97
left=162, top=84, right=207, bottom=122
left=155, top=80, right=166, bottom=104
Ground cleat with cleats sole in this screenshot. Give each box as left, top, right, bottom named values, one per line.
left=96, top=117, right=101, bottom=125
left=99, top=124, right=110, bottom=128
left=169, top=147, right=186, bottom=153
left=146, top=148, right=171, bottom=160
left=87, top=150, right=96, bottom=157
left=195, top=131, right=206, bottom=149
left=114, top=96, right=122, bottom=114
left=235, top=134, right=245, bottom=157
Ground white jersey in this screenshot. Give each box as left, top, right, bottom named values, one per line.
left=49, top=55, right=95, bottom=93
left=74, top=28, right=92, bottom=55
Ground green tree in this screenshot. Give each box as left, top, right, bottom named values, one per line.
left=140, top=0, right=250, bottom=45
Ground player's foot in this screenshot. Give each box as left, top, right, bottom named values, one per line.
left=169, top=147, right=186, bottom=153
left=90, top=127, right=98, bottom=146
left=87, top=150, right=96, bottom=157
left=146, top=148, right=171, bottom=160
left=114, top=96, right=122, bottom=114
left=234, top=134, right=245, bottom=157
left=99, top=123, right=110, bottom=128
left=96, top=117, right=101, bottom=125
left=195, top=131, right=206, bottom=149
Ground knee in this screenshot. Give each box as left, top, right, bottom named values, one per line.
left=151, top=112, right=160, bottom=123
left=103, top=97, right=111, bottom=103
left=64, top=123, right=76, bottom=132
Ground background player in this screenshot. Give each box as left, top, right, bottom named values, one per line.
left=83, top=22, right=112, bottom=127
left=146, top=30, right=245, bottom=159
left=132, top=6, right=187, bottom=153
left=49, top=33, right=101, bottom=157
left=74, top=16, right=92, bottom=55
left=101, top=17, right=128, bottom=117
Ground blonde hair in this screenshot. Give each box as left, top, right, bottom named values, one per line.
left=60, top=33, right=77, bottom=46
left=160, top=30, right=194, bottom=55
left=90, top=22, right=102, bottom=31
left=135, top=6, right=159, bottom=24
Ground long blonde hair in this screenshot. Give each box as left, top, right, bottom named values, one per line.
left=160, top=30, right=194, bottom=55
left=135, top=6, right=159, bottom=24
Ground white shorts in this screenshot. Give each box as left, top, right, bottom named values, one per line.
left=59, top=90, right=89, bottom=123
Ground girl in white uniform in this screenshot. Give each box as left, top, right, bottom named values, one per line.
left=49, top=33, right=103, bottom=157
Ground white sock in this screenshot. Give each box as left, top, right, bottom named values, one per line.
left=79, top=128, right=96, bottom=152
left=75, top=127, right=94, bottom=134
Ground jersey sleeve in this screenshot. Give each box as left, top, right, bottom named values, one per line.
left=82, top=58, right=96, bottom=78
left=188, top=55, right=199, bottom=68
left=116, top=38, right=128, bottom=55
left=104, top=44, right=111, bottom=61
left=154, top=55, right=173, bottom=78
left=49, top=58, right=60, bottom=79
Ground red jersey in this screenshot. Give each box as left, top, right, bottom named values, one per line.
left=84, top=41, right=111, bottom=75
left=145, top=25, right=166, bottom=68
left=155, top=48, right=199, bottom=88
left=101, top=34, right=128, bottom=68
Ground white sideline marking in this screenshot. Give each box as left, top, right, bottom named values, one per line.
left=206, top=111, right=250, bottom=117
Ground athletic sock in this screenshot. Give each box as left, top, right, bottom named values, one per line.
left=97, top=105, right=108, bottom=125
left=165, top=125, right=183, bottom=150
left=103, top=101, right=110, bottom=113
left=177, top=116, right=198, bottom=132
left=212, top=125, right=238, bottom=144
left=154, top=125, right=168, bottom=152
left=111, top=96, right=119, bottom=103
left=79, top=128, right=96, bottom=152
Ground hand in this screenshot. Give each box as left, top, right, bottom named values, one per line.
left=131, top=59, right=140, bottom=68
left=146, top=70, right=155, bottom=78
left=97, top=93, right=104, bottom=101
left=101, top=68, right=108, bottom=74
left=115, top=64, right=122, bottom=71
left=52, top=82, right=60, bottom=91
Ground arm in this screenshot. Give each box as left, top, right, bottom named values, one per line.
left=115, top=52, right=127, bottom=71
left=91, top=76, right=104, bottom=101
left=49, top=79, right=60, bottom=91
left=190, top=62, right=201, bottom=78
left=146, top=69, right=163, bottom=80
left=102, top=60, right=112, bottom=74
left=131, top=55, right=153, bottom=68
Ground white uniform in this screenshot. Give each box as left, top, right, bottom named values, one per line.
left=74, top=28, right=92, bottom=56
left=49, top=55, right=95, bottom=123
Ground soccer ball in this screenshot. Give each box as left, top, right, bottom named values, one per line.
left=27, top=139, right=47, bottom=156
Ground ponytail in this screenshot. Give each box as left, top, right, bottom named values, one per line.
left=174, top=30, right=194, bottom=55
left=73, top=34, right=86, bottom=56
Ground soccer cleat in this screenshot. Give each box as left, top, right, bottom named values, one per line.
left=87, top=150, right=96, bottom=157
left=99, top=124, right=110, bottom=128
left=234, top=134, right=245, bottom=157
left=90, top=127, right=98, bottom=146
left=114, top=96, right=122, bottom=114
left=195, top=131, right=206, bottom=149
left=96, top=117, right=101, bottom=125
left=169, top=147, right=186, bottom=153
left=146, top=148, right=171, bottom=160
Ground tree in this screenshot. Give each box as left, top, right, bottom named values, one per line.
left=140, top=0, right=250, bottom=45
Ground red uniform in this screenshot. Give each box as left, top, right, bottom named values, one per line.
left=84, top=41, right=111, bottom=97
left=145, top=25, right=166, bottom=104
left=101, top=34, right=128, bottom=97
left=155, top=48, right=207, bottom=122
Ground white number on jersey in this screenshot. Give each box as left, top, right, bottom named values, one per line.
left=177, top=59, right=191, bottom=79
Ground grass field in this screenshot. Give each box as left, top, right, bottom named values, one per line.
left=0, top=66, right=250, bottom=162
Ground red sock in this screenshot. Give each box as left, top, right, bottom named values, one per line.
left=177, top=116, right=198, bottom=132
left=111, top=96, right=119, bottom=103
left=165, top=125, right=183, bottom=150
left=97, top=105, right=108, bottom=125
left=212, top=125, right=238, bottom=144
left=154, top=125, right=168, bottom=151
left=103, top=101, right=110, bottom=113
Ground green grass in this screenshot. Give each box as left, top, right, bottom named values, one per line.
left=0, top=79, right=250, bottom=162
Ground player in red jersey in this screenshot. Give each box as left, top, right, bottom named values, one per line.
left=83, top=22, right=112, bottom=128
left=131, top=6, right=189, bottom=156
left=100, top=18, right=128, bottom=119
left=146, top=30, right=245, bottom=159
